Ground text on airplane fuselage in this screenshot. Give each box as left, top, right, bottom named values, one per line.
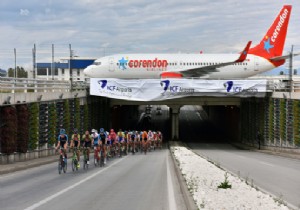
left=128, top=58, right=168, bottom=70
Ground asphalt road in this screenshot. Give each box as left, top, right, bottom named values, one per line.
left=188, top=143, right=300, bottom=209
left=0, top=149, right=186, bottom=210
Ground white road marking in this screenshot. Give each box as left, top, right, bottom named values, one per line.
left=166, top=153, right=177, bottom=210
left=258, top=161, right=274, bottom=167
left=24, top=156, right=127, bottom=210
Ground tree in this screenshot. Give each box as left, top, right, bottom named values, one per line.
left=8, top=66, right=28, bottom=78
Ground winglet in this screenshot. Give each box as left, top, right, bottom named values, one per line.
left=235, top=41, right=252, bottom=62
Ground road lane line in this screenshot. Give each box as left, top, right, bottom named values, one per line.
left=258, top=161, right=274, bottom=167
left=24, top=156, right=127, bottom=210
left=166, top=153, right=177, bottom=210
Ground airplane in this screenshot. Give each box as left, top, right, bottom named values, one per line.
left=84, top=5, right=297, bottom=79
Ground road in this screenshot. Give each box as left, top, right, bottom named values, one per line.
left=188, top=143, right=300, bottom=209
left=0, top=149, right=186, bottom=210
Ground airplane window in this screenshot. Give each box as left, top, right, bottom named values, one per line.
left=94, top=61, right=101, bottom=65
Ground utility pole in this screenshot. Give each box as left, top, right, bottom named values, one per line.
left=289, top=45, right=293, bottom=92
left=14, top=48, right=17, bottom=78
left=51, top=44, right=54, bottom=80
left=32, top=44, right=36, bottom=79
left=69, top=44, right=73, bottom=90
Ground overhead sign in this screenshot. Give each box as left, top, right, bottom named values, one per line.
left=90, top=78, right=267, bottom=101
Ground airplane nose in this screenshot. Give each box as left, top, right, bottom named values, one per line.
left=83, top=66, right=92, bottom=77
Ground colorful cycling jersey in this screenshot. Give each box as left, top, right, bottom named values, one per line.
left=72, top=134, right=80, bottom=147
left=58, top=134, right=68, bottom=148
left=82, top=134, right=92, bottom=147
left=91, top=133, right=99, bottom=145
left=99, top=132, right=106, bottom=144
left=117, top=131, right=124, bottom=142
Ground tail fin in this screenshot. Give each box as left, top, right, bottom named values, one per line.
left=249, top=5, right=292, bottom=66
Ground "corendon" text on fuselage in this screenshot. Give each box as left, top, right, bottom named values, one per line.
left=128, top=58, right=168, bottom=68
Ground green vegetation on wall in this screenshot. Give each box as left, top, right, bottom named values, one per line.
left=293, top=100, right=300, bottom=146
left=279, top=99, right=286, bottom=142
left=268, top=98, right=274, bottom=144
left=74, top=98, right=80, bottom=131
left=48, top=103, right=57, bottom=146
left=29, top=103, right=39, bottom=150
left=0, top=106, right=17, bottom=154
left=63, top=99, right=71, bottom=137
left=83, top=103, right=89, bottom=132
left=16, top=105, right=29, bottom=153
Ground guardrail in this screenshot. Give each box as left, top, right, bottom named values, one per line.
left=0, top=77, right=87, bottom=93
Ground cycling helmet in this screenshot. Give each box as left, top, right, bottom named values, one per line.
left=74, top=128, right=78, bottom=134
left=100, top=128, right=104, bottom=133
left=91, top=129, right=96, bottom=133
left=110, top=129, right=114, bottom=132
left=60, top=129, right=66, bottom=135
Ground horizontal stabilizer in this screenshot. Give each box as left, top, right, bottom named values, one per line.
left=270, top=52, right=300, bottom=61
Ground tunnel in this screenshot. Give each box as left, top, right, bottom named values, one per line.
left=106, top=104, right=240, bottom=143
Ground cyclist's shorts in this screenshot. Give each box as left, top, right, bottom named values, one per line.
left=118, top=137, right=123, bottom=142
left=84, top=142, right=92, bottom=148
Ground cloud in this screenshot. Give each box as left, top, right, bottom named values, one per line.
left=20, top=9, right=29, bottom=16
left=0, top=0, right=299, bottom=70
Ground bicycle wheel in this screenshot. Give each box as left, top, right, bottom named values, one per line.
left=58, top=162, right=62, bottom=174
left=72, top=159, right=75, bottom=172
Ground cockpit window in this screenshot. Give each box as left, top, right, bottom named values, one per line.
left=93, top=61, right=101, bottom=65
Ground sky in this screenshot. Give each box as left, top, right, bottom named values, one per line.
left=0, top=0, right=299, bottom=74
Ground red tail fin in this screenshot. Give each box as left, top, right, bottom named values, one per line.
left=249, top=5, right=292, bottom=66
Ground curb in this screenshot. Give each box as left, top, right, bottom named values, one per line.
left=169, top=143, right=198, bottom=210
left=0, top=158, right=57, bottom=175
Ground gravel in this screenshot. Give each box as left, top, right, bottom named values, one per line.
left=171, top=146, right=290, bottom=210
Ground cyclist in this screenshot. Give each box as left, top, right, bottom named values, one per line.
left=70, top=128, right=81, bottom=167
left=82, top=130, right=93, bottom=165
left=148, top=130, right=154, bottom=151
left=55, top=128, right=68, bottom=162
left=91, top=129, right=100, bottom=165
left=99, top=128, right=107, bottom=164
left=99, top=128, right=107, bottom=145
left=142, top=130, right=148, bottom=154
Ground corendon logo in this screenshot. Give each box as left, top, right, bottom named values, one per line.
left=128, top=58, right=168, bottom=69
left=271, top=8, right=288, bottom=43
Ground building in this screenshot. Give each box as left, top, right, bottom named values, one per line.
left=35, top=57, right=95, bottom=81
left=0, top=68, right=7, bottom=77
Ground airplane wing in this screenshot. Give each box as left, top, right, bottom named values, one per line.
left=176, top=41, right=252, bottom=78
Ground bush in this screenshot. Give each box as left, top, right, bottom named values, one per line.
left=0, top=106, right=17, bottom=154
left=218, top=172, right=232, bottom=189
left=16, top=104, right=29, bottom=153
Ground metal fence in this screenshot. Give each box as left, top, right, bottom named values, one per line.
left=0, top=77, right=87, bottom=93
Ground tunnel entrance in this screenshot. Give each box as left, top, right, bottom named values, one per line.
left=108, top=104, right=240, bottom=143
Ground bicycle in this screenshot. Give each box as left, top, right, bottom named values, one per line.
left=58, top=148, right=67, bottom=174
left=71, top=147, right=80, bottom=171
left=99, top=147, right=105, bottom=167
left=82, top=147, right=89, bottom=170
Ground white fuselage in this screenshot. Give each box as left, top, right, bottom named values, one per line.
left=83, top=54, right=276, bottom=79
